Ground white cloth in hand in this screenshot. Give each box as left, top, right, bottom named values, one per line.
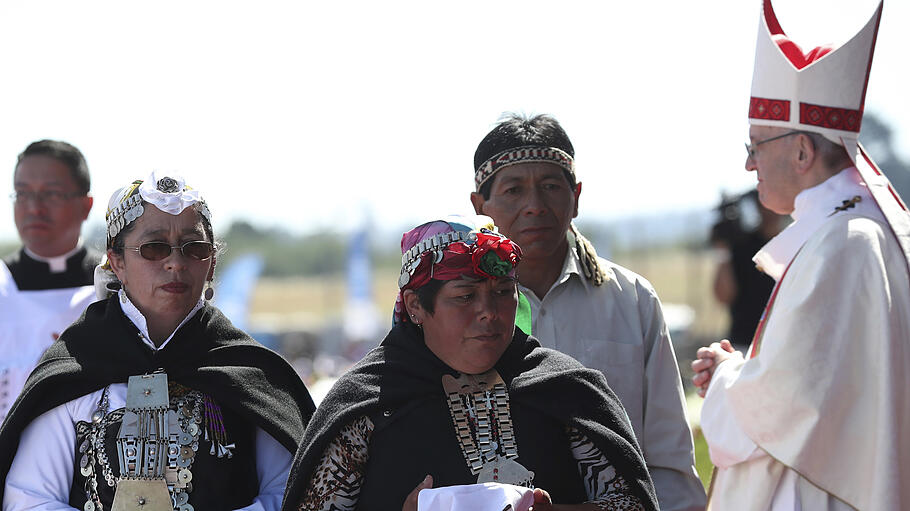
left=417, top=483, right=534, bottom=511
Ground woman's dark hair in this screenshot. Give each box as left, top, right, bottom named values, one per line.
left=414, top=279, right=446, bottom=315
left=474, top=113, right=576, bottom=199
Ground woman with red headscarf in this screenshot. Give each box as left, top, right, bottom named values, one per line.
left=281, top=216, right=656, bottom=511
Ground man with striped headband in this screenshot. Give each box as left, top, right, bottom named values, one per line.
left=692, top=1, right=910, bottom=509
left=470, top=114, right=706, bottom=511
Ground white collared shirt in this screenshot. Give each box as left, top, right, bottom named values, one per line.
left=518, top=247, right=706, bottom=511
left=117, top=289, right=205, bottom=350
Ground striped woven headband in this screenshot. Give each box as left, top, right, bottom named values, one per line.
left=474, top=145, right=574, bottom=191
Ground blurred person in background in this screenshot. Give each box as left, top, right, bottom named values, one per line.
left=281, top=215, right=657, bottom=511
left=0, top=173, right=315, bottom=510
left=709, top=189, right=786, bottom=352
left=1, top=140, right=98, bottom=422
left=469, top=114, right=705, bottom=510
left=692, top=2, right=910, bottom=508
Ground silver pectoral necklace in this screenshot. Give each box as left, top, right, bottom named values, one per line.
left=81, top=374, right=205, bottom=511
left=442, top=369, right=534, bottom=487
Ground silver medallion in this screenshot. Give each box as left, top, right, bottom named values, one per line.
left=175, top=491, right=190, bottom=505
left=177, top=468, right=193, bottom=484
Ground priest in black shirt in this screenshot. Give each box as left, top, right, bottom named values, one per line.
left=1, top=140, right=99, bottom=421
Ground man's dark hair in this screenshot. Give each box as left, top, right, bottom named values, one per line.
left=474, top=114, right=575, bottom=199
left=15, top=139, right=90, bottom=195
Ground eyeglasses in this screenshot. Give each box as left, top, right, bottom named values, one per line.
left=744, top=130, right=806, bottom=159
left=124, top=241, right=214, bottom=261
left=10, top=190, right=85, bottom=205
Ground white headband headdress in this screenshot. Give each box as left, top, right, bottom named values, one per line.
left=105, top=171, right=211, bottom=243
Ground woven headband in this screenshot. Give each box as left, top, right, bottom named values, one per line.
left=474, top=145, right=575, bottom=191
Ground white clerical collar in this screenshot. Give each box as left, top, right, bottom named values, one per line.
left=753, top=167, right=881, bottom=281
left=117, top=289, right=205, bottom=351
left=24, top=242, right=83, bottom=273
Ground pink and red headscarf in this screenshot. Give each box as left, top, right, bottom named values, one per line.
left=393, top=215, right=522, bottom=324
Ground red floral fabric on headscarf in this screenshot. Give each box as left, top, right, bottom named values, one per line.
left=393, top=216, right=522, bottom=324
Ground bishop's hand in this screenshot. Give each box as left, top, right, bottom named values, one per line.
left=691, top=339, right=739, bottom=397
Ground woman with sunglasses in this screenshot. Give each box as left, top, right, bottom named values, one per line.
left=281, top=216, right=656, bottom=511
left=0, top=173, right=315, bottom=511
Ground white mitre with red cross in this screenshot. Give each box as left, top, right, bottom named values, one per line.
left=749, top=0, right=910, bottom=270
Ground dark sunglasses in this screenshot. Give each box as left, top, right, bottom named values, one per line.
left=124, top=241, right=214, bottom=261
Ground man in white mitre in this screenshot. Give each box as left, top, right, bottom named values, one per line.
left=691, top=1, right=910, bottom=509
left=0, top=140, right=98, bottom=423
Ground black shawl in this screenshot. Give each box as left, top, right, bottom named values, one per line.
left=281, top=323, right=657, bottom=510
left=0, top=295, right=315, bottom=502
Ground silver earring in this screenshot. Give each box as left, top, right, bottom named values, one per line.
left=204, top=283, right=214, bottom=300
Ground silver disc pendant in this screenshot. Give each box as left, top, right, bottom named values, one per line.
left=80, top=454, right=94, bottom=477
left=175, top=491, right=190, bottom=505
left=476, top=456, right=534, bottom=486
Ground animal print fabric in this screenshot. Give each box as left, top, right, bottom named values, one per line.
left=298, top=416, right=373, bottom=511
left=568, top=427, right=645, bottom=510
left=299, top=417, right=643, bottom=510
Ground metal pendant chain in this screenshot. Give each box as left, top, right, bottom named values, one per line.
left=80, top=385, right=117, bottom=511
left=442, top=370, right=521, bottom=476
left=79, top=381, right=206, bottom=511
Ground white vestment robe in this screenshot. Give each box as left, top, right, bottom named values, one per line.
left=702, top=168, right=910, bottom=510
left=0, top=262, right=95, bottom=422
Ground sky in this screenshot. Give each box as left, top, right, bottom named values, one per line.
left=1, top=0, right=907, bottom=243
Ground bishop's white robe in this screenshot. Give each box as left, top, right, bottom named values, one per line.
left=702, top=168, right=910, bottom=510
